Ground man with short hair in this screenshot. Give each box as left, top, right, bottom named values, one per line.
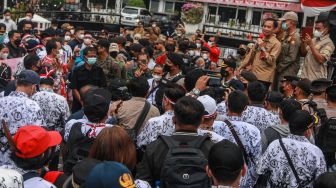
left=221, top=58, right=238, bottom=85
left=6, top=30, right=24, bottom=59
left=261, top=99, right=302, bottom=152
left=257, top=110, right=326, bottom=187
left=301, top=18, right=335, bottom=80
left=279, top=76, right=300, bottom=99
left=136, top=96, right=214, bottom=186
left=0, top=23, right=7, bottom=44
left=213, top=90, right=261, bottom=187
left=294, top=78, right=312, bottom=111
left=264, top=91, right=283, bottom=114
left=206, top=140, right=247, bottom=188
left=70, top=47, right=106, bottom=113
left=68, top=26, right=84, bottom=50
left=239, top=18, right=281, bottom=89
left=117, top=77, right=159, bottom=131
left=96, top=39, right=121, bottom=84
left=325, top=85, right=336, bottom=118
left=275, top=12, right=301, bottom=90
left=0, top=10, right=17, bottom=32
left=203, top=36, right=220, bottom=64
left=311, top=78, right=332, bottom=109
left=147, top=64, right=164, bottom=106
left=0, top=70, right=44, bottom=166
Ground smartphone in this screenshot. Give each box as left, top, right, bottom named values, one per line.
left=301, top=27, right=313, bottom=38
left=208, top=77, right=222, bottom=87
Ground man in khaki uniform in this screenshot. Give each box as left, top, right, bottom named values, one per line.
left=301, top=19, right=335, bottom=81
left=274, top=12, right=301, bottom=90
left=238, top=18, right=281, bottom=89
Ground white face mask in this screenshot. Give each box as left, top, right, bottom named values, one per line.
left=313, top=29, right=324, bottom=38
left=4, top=16, right=11, bottom=20
left=0, top=53, right=8, bottom=60
left=208, top=41, right=213, bottom=46
left=152, top=74, right=162, bottom=81
left=196, top=43, right=201, bottom=48
left=70, top=29, right=75, bottom=35
left=202, top=53, right=208, bottom=60
left=78, top=34, right=85, bottom=40
left=188, top=50, right=195, bottom=57
left=195, top=51, right=200, bottom=56
left=64, top=35, right=71, bottom=41
left=177, top=33, right=182, bottom=37
left=25, top=16, right=32, bottom=21
left=84, top=38, right=91, bottom=44
left=152, top=24, right=156, bottom=27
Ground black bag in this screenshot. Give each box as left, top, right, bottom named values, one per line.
left=159, top=135, right=211, bottom=188
left=125, top=101, right=150, bottom=142
left=317, top=117, right=336, bottom=166
left=63, top=122, right=95, bottom=174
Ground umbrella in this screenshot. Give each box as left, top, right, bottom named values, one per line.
left=301, top=0, right=336, bottom=17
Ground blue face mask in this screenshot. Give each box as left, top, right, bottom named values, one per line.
left=87, top=57, right=97, bottom=65
left=0, top=35, right=4, bottom=44
left=281, top=22, right=288, bottom=31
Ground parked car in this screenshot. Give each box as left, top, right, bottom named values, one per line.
left=150, top=12, right=180, bottom=34
left=121, top=6, right=152, bottom=27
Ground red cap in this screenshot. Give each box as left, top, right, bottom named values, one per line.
left=13, top=126, right=62, bottom=159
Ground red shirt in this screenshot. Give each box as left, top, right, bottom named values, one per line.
left=204, top=43, right=220, bottom=64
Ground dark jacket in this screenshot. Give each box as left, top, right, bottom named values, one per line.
left=136, top=133, right=214, bottom=186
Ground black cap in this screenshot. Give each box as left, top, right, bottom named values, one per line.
left=281, top=76, right=300, bottom=84
left=17, top=70, right=40, bottom=85
left=72, top=158, right=101, bottom=186
left=296, top=78, right=311, bottom=95
left=266, top=91, right=283, bottom=103
left=97, top=39, right=110, bottom=49
left=289, top=110, right=315, bottom=133
left=228, top=79, right=244, bottom=91
left=129, top=43, right=143, bottom=53
left=201, top=46, right=211, bottom=53
left=208, top=140, right=244, bottom=179
left=240, top=70, right=257, bottom=82
left=316, top=12, right=329, bottom=22
left=311, top=78, right=332, bottom=93
left=167, top=53, right=184, bottom=67
left=221, top=59, right=236, bottom=69
left=83, top=88, right=111, bottom=122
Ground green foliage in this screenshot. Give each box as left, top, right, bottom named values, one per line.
left=127, top=0, right=145, bottom=8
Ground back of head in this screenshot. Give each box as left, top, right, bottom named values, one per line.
left=228, top=90, right=249, bottom=114
left=184, top=69, right=204, bottom=92
left=208, top=140, right=244, bottom=185
left=127, top=76, right=149, bottom=98
left=174, top=96, right=204, bottom=127
left=247, top=81, right=267, bottom=103
left=23, top=54, right=40, bottom=70
left=164, top=83, right=186, bottom=103
left=314, top=172, right=336, bottom=188
left=289, top=110, right=314, bottom=136
left=83, top=88, right=111, bottom=123
left=326, top=85, right=336, bottom=103
left=279, top=99, right=302, bottom=122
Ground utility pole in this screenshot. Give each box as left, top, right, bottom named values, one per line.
left=4, top=0, right=7, bottom=9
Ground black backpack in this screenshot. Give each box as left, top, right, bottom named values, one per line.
left=63, top=122, right=95, bottom=175
left=317, top=117, right=336, bottom=166
left=159, top=135, right=211, bottom=188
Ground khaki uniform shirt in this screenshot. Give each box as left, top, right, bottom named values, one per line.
left=276, top=30, right=301, bottom=79
left=117, top=97, right=160, bottom=131
left=240, top=35, right=281, bottom=83
left=301, top=34, right=335, bottom=80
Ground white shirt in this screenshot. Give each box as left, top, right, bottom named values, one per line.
left=216, top=102, right=280, bottom=133
left=146, top=78, right=159, bottom=106
left=0, top=91, right=44, bottom=166
left=257, top=134, right=326, bottom=188
left=137, top=111, right=223, bottom=148
left=32, top=88, right=70, bottom=131
left=213, top=120, right=262, bottom=188
left=63, top=119, right=113, bottom=142
left=0, top=19, right=17, bottom=32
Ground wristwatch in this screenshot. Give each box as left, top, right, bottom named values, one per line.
left=192, top=88, right=201, bottom=96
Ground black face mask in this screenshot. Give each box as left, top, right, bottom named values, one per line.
left=110, top=51, right=118, bottom=58
left=220, top=69, right=229, bottom=78
left=163, top=64, right=172, bottom=72
left=23, top=29, right=32, bottom=34
left=279, top=86, right=285, bottom=94
left=238, top=49, right=246, bottom=56
left=14, top=39, right=21, bottom=46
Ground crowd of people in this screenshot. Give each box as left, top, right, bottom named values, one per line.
left=0, top=8, right=335, bottom=188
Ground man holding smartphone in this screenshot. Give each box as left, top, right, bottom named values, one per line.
left=301, top=17, right=335, bottom=81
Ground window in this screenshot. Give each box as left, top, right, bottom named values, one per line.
left=140, top=9, right=150, bottom=16
left=252, top=10, right=262, bottom=25
left=209, top=6, right=217, bottom=15
left=237, top=9, right=246, bottom=23
left=150, top=0, right=160, bottom=12
left=218, top=6, right=236, bottom=22
left=165, top=1, right=174, bottom=13
left=122, top=8, right=139, bottom=14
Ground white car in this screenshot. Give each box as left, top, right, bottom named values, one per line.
left=121, top=6, right=152, bottom=27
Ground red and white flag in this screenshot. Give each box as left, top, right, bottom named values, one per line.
left=301, top=0, right=336, bottom=17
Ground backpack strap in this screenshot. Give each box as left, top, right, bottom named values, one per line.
left=160, top=135, right=208, bottom=150
left=171, top=74, right=184, bottom=83
left=224, top=120, right=254, bottom=166
left=133, top=101, right=151, bottom=136
left=22, top=171, right=40, bottom=181
left=279, top=138, right=303, bottom=188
